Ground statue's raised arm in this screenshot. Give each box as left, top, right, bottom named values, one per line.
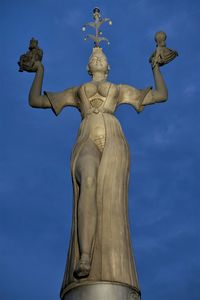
left=118, top=31, right=178, bottom=112
left=18, top=38, right=79, bottom=114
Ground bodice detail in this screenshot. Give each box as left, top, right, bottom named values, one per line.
left=75, top=82, right=118, bottom=152
left=78, top=82, right=119, bottom=119
left=89, top=92, right=106, bottom=109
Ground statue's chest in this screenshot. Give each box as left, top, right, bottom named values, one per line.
left=78, top=82, right=118, bottom=112
left=84, top=82, right=110, bottom=97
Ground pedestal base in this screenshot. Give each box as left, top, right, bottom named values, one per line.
left=62, top=282, right=140, bottom=300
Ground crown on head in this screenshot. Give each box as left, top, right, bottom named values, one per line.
left=82, top=7, right=112, bottom=47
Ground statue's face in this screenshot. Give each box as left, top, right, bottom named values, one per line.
left=29, top=39, right=38, bottom=49
left=155, top=31, right=166, bottom=46
left=88, top=54, right=109, bottom=75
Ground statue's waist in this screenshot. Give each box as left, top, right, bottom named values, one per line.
left=81, top=107, right=113, bottom=119
left=78, top=112, right=126, bottom=143
left=86, top=113, right=106, bottom=139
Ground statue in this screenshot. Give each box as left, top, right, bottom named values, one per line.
left=18, top=7, right=178, bottom=300
left=18, top=38, right=43, bottom=72
left=149, top=31, right=178, bottom=69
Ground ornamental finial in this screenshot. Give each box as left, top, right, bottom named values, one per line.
left=82, top=7, right=112, bottom=47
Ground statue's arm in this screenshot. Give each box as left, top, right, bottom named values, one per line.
left=118, top=64, right=168, bottom=112
left=28, top=62, right=51, bottom=109
left=142, top=64, right=168, bottom=105
left=28, top=61, right=79, bottom=115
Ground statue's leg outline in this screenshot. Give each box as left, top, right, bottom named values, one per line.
left=74, top=139, right=101, bottom=277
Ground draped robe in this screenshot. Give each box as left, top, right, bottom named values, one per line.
left=45, top=82, right=152, bottom=298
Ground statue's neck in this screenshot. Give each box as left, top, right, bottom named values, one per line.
left=92, top=72, right=107, bottom=82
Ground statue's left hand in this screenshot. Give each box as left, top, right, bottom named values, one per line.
left=149, top=55, right=159, bottom=69
left=19, top=60, right=44, bottom=73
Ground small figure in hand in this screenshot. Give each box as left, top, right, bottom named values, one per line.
left=18, top=38, right=43, bottom=72
left=149, top=31, right=178, bottom=69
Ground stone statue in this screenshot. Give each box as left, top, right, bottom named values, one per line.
left=18, top=38, right=43, bottom=72
left=18, top=7, right=177, bottom=300
left=149, top=31, right=178, bottom=69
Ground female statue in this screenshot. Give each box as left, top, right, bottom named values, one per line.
left=19, top=8, right=177, bottom=300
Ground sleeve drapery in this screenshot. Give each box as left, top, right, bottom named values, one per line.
left=117, top=85, right=152, bottom=113
left=44, top=87, right=79, bottom=116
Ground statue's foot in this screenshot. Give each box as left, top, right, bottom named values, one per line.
left=74, top=254, right=91, bottom=278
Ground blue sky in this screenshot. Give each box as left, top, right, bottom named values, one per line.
left=1, top=0, right=200, bottom=299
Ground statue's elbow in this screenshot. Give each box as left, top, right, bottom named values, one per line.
left=28, top=96, right=41, bottom=108
left=28, top=92, right=34, bottom=107
left=157, top=91, right=168, bottom=103
left=29, top=97, right=36, bottom=108
left=161, top=95, right=168, bottom=102
left=163, top=92, right=168, bottom=102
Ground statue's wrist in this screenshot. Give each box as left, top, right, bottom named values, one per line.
left=152, top=63, right=159, bottom=72
left=36, top=62, right=44, bottom=72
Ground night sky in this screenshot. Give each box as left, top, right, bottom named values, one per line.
left=1, top=1, right=200, bottom=299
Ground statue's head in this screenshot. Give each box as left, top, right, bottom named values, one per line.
left=87, top=47, right=110, bottom=77
left=29, top=38, right=38, bottom=50
left=155, top=31, right=167, bottom=47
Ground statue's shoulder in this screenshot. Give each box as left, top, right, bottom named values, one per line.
left=78, top=81, right=93, bottom=91
left=78, top=82, right=95, bottom=95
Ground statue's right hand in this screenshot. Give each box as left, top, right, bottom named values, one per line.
left=21, top=61, right=44, bottom=73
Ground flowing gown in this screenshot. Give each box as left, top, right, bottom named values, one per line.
left=45, top=81, right=151, bottom=298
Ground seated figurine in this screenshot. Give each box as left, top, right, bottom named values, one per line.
left=149, top=31, right=178, bottom=69
left=18, top=38, right=43, bottom=72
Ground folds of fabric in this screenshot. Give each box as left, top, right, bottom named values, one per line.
left=60, top=113, right=140, bottom=297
